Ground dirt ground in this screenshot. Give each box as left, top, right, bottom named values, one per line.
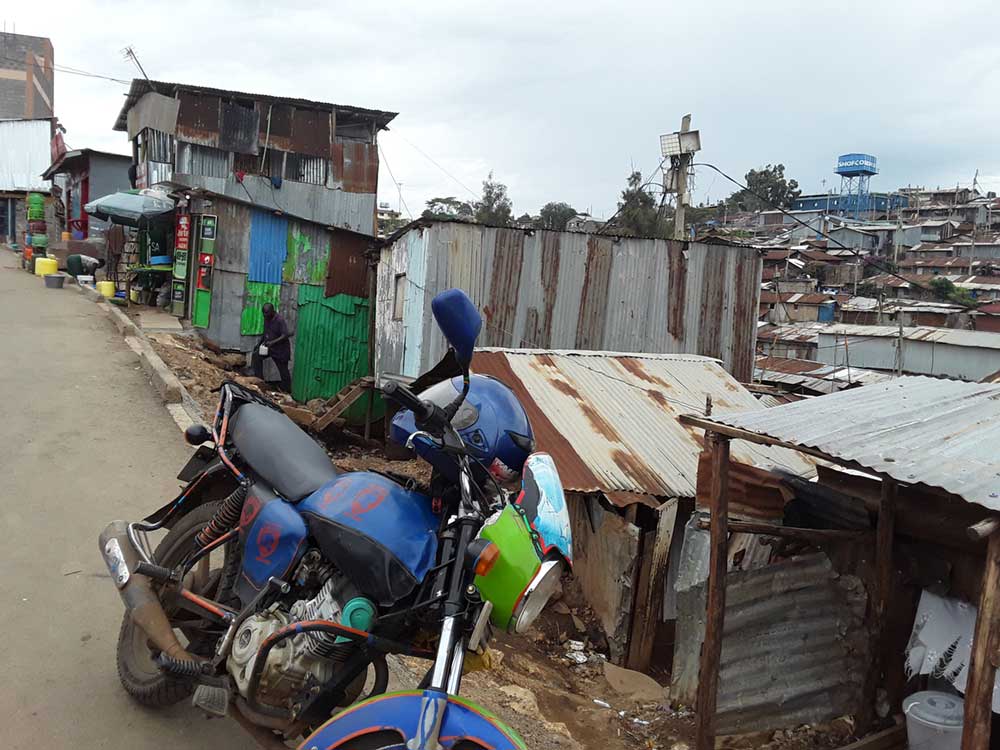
left=144, top=330, right=858, bottom=750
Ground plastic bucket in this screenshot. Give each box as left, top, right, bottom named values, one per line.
left=61, top=231, right=71, bottom=241
left=903, top=691, right=963, bottom=749
left=96, top=280, right=116, bottom=298
left=44, top=273, right=65, bottom=289
left=35, top=257, right=57, bottom=277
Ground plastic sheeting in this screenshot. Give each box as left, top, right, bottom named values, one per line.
left=905, top=589, right=999, bottom=711
left=0, top=120, right=53, bottom=192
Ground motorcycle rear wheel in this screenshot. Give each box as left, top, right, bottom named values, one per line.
left=330, top=731, right=487, bottom=750
left=116, top=502, right=237, bottom=707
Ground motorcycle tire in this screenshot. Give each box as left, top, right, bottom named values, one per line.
left=116, top=501, right=237, bottom=707
left=332, top=732, right=486, bottom=750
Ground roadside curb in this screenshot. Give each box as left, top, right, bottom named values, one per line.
left=76, top=283, right=104, bottom=304
left=124, top=334, right=184, bottom=404
left=73, top=280, right=205, bottom=431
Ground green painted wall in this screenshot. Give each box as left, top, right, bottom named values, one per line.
left=193, top=289, right=211, bottom=328
left=241, top=280, right=282, bottom=335
left=283, top=226, right=329, bottom=285
left=291, top=286, right=380, bottom=421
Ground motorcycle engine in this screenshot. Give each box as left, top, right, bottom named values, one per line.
left=227, top=567, right=367, bottom=710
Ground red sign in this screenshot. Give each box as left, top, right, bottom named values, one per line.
left=199, top=253, right=213, bottom=266
left=175, top=214, right=191, bottom=251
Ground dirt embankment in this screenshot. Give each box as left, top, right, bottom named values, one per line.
left=147, top=333, right=856, bottom=750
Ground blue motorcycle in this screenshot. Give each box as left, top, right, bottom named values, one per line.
left=100, top=288, right=572, bottom=749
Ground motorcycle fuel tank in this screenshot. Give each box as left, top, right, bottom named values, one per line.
left=298, top=473, right=440, bottom=606
left=236, top=483, right=308, bottom=603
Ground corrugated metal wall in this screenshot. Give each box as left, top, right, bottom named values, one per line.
left=283, top=220, right=329, bottom=285
left=672, top=552, right=867, bottom=735
left=201, top=199, right=372, bottom=409
left=241, top=280, right=282, bottom=335
left=816, top=332, right=1000, bottom=382
left=212, top=200, right=252, bottom=274
left=0, top=119, right=52, bottom=191
left=291, top=287, right=370, bottom=405
left=176, top=142, right=230, bottom=179
left=375, top=223, right=761, bottom=380
left=248, top=209, right=289, bottom=284
left=207, top=269, right=254, bottom=350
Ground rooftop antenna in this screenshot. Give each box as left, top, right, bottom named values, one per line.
left=122, top=45, right=151, bottom=83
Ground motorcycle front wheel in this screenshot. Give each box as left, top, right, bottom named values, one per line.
left=329, top=733, right=488, bottom=750
left=116, top=501, right=238, bottom=707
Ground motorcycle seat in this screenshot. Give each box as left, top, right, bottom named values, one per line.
left=229, top=403, right=338, bottom=501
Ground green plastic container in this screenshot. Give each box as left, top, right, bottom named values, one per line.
left=27, top=192, right=45, bottom=208
left=31, top=234, right=48, bottom=248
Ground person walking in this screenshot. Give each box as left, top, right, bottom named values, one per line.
left=252, top=303, right=292, bottom=392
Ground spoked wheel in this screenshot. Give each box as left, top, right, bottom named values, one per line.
left=329, top=731, right=487, bottom=750
left=116, top=502, right=238, bottom=707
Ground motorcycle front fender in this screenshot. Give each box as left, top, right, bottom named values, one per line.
left=298, top=690, right=526, bottom=750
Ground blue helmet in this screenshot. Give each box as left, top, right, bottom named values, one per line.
left=390, top=374, right=534, bottom=483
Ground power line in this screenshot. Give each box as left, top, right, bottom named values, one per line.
left=378, top=144, right=412, bottom=219
left=692, top=162, right=982, bottom=312
left=122, top=46, right=151, bottom=84
left=0, top=54, right=131, bottom=84
left=390, top=129, right=480, bottom=201
left=595, top=155, right=671, bottom=236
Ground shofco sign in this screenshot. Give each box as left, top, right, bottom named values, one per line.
left=837, top=156, right=876, bottom=170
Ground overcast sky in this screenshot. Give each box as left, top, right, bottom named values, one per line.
left=10, top=0, right=1000, bottom=219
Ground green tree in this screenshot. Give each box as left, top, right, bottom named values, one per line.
left=422, top=196, right=474, bottom=221
left=537, top=201, right=577, bottom=231
left=474, top=172, right=513, bottom=226
left=727, top=164, right=801, bottom=211
left=929, top=276, right=976, bottom=306
left=612, top=171, right=664, bottom=237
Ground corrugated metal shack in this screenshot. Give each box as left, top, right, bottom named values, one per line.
left=472, top=348, right=813, bottom=670
left=187, top=197, right=373, bottom=403
left=0, top=117, right=57, bottom=246
left=377, top=220, right=763, bottom=383
left=112, top=79, right=395, bottom=406
left=680, top=377, right=1000, bottom=747
left=816, top=324, right=1000, bottom=381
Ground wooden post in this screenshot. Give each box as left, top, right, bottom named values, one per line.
left=961, top=530, right=1000, bottom=750
left=859, top=479, right=897, bottom=734
left=363, top=250, right=377, bottom=440
left=695, top=433, right=730, bottom=750
left=625, top=499, right=679, bottom=671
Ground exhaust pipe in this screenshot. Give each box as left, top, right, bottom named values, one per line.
left=99, top=521, right=194, bottom=662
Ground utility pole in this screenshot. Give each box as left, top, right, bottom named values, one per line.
left=672, top=115, right=692, bottom=241
left=660, top=116, right=700, bottom=240
left=896, top=316, right=904, bottom=377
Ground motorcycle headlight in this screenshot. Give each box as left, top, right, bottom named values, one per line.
left=511, top=559, right=563, bottom=634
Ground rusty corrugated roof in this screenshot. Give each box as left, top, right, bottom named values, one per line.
left=472, top=349, right=814, bottom=506
left=114, top=79, right=397, bottom=132
left=696, top=376, right=1000, bottom=511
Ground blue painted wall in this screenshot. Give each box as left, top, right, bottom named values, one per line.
left=248, top=209, right=289, bottom=284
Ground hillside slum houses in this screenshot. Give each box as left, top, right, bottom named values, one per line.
left=110, top=78, right=395, bottom=403
left=679, top=378, right=1000, bottom=749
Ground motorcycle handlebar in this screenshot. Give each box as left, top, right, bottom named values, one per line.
left=381, top=380, right=436, bottom=424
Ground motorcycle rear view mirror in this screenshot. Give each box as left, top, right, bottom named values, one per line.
left=184, top=424, right=212, bottom=445
left=431, top=288, right=482, bottom=370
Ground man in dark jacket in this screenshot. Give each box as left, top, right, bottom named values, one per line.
left=252, top=303, right=292, bottom=392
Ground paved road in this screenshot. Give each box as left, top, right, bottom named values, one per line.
left=0, top=251, right=246, bottom=749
